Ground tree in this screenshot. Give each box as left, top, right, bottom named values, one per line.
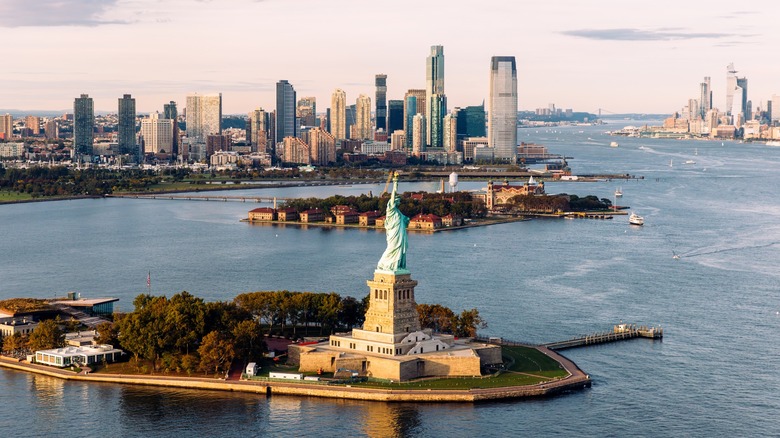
left=454, top=309, right=487, bottom=338
left=94, top=321, right=119, bottom=346
left=3, top=332, right=27, bottom=353
left=28, top=319, right=65, bottom=351
left=232, top=319, right=264, bottom=360
left=418, top=304, right=457, bottom=334
left=198, top=331, right=235, bottom=376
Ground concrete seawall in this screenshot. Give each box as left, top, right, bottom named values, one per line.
left=0, top=354, right=590, bottom=403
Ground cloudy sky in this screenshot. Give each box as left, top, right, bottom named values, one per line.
left=1, top=0, right=777, bottom=114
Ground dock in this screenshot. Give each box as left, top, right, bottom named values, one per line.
left=542, top=323, right=663, bottom=351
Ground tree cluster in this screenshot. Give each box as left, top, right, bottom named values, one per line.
left=283, top=192, right=485, bottom=219
left=2, top=319, right=65, bottom=356
left=509, top=193, right=612, bottom=212
left=0, top=167, right=162, bottom=198
left=417, top=304, right=487, bottom=337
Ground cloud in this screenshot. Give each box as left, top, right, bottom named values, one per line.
left=561, top=28, right=746, bottom=42
left=0, top=0, right=127, bottom=27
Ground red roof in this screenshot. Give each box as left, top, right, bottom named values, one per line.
left=250, top=207, right=275, bottom=213
left=302, top=208, right=323, bottom=214
left=278, top=207, right=297, bottom=213
left=411, top=213, right=441, bottom=223
left=359, top=210, right=382, bottom=218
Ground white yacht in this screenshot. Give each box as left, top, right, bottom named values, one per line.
left=615, top=187, right=623, bottom=197
left=629, top=212, right=644, bottom=226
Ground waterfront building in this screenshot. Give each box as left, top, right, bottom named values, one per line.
left=249, top=108, right=269, bottom=153
left=387, top=100, right=404, bottom=135
left=185, top=93, right=222, bottom=142
left=412, top=113, right=426, bottom=157
left=283, top=136, right=310, bottom=165
left=25, top=116, right=40, bottom=135
left=308, top=127, right=336, bottom=166
left=210, top=150, right=239, bottom=169
left=35, top=344, right=124, bottom=368
left=248, top=207, right=276, bottom=221
left=300, top=208, right=325, bottom=223
left=0, top=114, right=12, bottom=140
left=163, top=101, right=179, bottom=156
left=443, top=112, right=457, bottom=153
left=354, top=94, right=372, bottom=140
left=409, top=213, right=442, bottom=230
left=277, top=207, right=298, bottom=222
left=375, top=74, right=387, bottom=131
left=297, top=96, right=316, bottom=128
left=460, top=136, right=489, bottom=162
left=139, top=112, right=174, bottom=155
left=359, top=211, right=382, bottom=226
left=480, top=177, right=545, bottom=210
left=118, top=94, right=136, bottom=156
left=330, top=89, right=347, bottom=140
left=426, top=45, right=445, bottom=146
left=74, top=94, right=94, bottom=156
left=275, top=80, right=297, bottom=148
left=488, top=56, right=518, bottom=163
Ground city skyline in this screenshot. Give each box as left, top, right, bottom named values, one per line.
left=1, top=0, right=778, bottom=114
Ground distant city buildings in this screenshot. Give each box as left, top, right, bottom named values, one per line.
left=488, top=56, right=518, bottom=162
left=375, top=74, right=387, bottom=132
left=186, top=93, right=222, bottom=141
left=297, top=96, right=316, bottom=128
left=118, top=94, right=136, bottom=157
left=275, top=80, right=297, bottom=148
left=248, top=108, right=269, bottom=153
left=425, top=45, right=445, bottom=147
left=354, top=94, right=372, bottom=140
left=163, top=101, right=179, bottom=156
left=140, top=112, right=174, bottom=154
left=0, top=114, right=12, bottom=140
left=331, top=89, right=347, bottom=140
left=404, top=89, right=425, bottom=149
left=387, top=100, right=404, bottom=139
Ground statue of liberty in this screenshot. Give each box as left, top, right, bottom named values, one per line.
left=377, top=173, right=410, bottom=273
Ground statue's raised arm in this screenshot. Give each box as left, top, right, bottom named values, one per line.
left=377, top=173, right=410, bottom=273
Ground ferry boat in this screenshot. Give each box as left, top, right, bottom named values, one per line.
left=629, top=212, right=644, bottom=226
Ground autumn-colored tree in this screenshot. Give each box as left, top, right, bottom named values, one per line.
left=3, top=332, right=28, bottom=353
left=198, top=331, right=235, bottom=376
left=28, top=319, right=65, bottom=351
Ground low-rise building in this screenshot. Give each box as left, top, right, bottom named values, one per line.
left=441, top=213, right=463, bottom=227
left=300, top=208, right=325, bottom=223
left=0, top=317, right=39, bottom=337
left=248, top=207, right=276, bottom=221
left=277, top=207, right=298, bottom=222
left=409, top=213, right=442, bottom=230
left=35, top=344, right=124, bottom=368
left=335, top=208, right=359, bottom=225
left=359, top=211, right=382, bottom=226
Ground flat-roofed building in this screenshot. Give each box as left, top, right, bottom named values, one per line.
left=35, top=344, right=124, bottom=368
left=0, top=317, right=39, bottom=337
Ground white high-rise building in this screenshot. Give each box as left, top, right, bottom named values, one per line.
left=140, top=112, right=174, bottom=154
left=412, top=113, right=426, bottom=157
left=425, top=45, right=445, bottom=146
left=185, top=93, right=222, bottom=141
left=443, top=112, right=457, bottom=153
left=331, top=89, right=347, bottom=140
left=488, top=56, right=518, bottom=162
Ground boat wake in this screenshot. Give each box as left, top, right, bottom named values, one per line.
left=680, top=241, right=780, bottom=258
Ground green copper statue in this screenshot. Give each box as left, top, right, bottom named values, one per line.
left=377, top=173, right=410, bottom=273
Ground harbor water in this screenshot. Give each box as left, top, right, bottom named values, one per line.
left=1, top=121, right=779, bottom=436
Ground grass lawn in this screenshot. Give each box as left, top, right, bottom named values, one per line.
left=0, top=190, right=34, bottom=202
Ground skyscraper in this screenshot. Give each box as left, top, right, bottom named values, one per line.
left=726, top=63, right=737, bottom=117
left=185, top=93, right=222, bottom=141
left=443, top=112, right=457, bottom=153
left=737, top=76, right=748, bottom=119
left=249, top=108, right=269, bottom=152
left=425, top=45, right=445, bottom=146
left=164, top=101, right=179, bottom=156
left=140, top=112, right=174, bottom=154
left=355, top=94, right=372, bottom=140
left=25, top=116, right=40, bottom=136
left=412, top=113, right=426, bottom=157
left=275, top=80, right=296, bottom=145
left=699, top=77, right=711, bottom=120
left=74, top=94, right=94, bottom=156
left=331, top=89, right=347, bottom=140
left=297, top=96, right=317, bottom=128
left=429, top=94, right=447, bottom=148
left=346, top=104, right=356, bottom=140
left=387, top=100, right=404, bottom=135
left=375, top=74, right=387, bottom=131
left=118, top=94, right=136, bottom=155
left=488, top=56, right=518, bottom=162
left=456, top=103, right=487, bottom=139
left=404, top=89, right=426, bottom=149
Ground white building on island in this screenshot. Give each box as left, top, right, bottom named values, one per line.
left=35, top=344, right=124, bottom=368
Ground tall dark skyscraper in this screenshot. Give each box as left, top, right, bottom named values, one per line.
left=375, top=74, right=387, bottom=131
left=345, top=104, right=356, bottom=140
left=429, top=94, right=447, bottom=148
left=164, top=101, right=179, bottom=156
left=73, top=94, right=94, bottom=156
left=387, top=100, right=404, bottom=135
left=118, top=94, right=136, bottom=156
left=456, top=103, right=486, bottom=139
left=275, top=80, right=297, bottom=150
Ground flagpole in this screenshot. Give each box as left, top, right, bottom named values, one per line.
left=147, top=271, right=151, bottom=294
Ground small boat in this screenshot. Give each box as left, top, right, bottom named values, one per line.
left=672, top=251, right=680, bottom=260
left=615, top=187, right=623, bottom=198
left=610, top=141, right=619, bottom=148
left=629, top=212, right=644, bottom=226
left=669, top=159, right=673, bottom=167
left=684, top=160, right=696, bottom=165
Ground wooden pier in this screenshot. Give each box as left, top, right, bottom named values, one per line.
left=542, top=323, right=663, bottom=351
